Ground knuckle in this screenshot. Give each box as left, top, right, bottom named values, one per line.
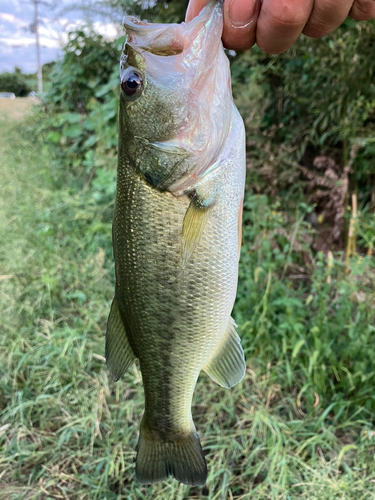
left=351, top=0, right=375, bottom=20
left=269, top=1, right=309, bottom=28
left=304, top=0, right=353, bottom=38
left=303, top=17, right=336, bottom=38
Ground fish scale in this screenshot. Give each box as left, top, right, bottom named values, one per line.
left=105, top=0, right=246, bottom=486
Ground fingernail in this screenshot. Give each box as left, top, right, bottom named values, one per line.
left=228, top=0, right=257, bottom=28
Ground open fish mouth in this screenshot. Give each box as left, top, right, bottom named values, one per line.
left=123, top=17, right=185, bottom=56
left=122, top=0, right=224, bottom=58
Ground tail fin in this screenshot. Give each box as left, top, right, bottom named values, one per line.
left=135, top=421, right=207, bottom=486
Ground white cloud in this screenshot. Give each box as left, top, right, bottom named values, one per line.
left=0, top=1, right=122, bottom=73
left=0, top=12, right=28, bottom=28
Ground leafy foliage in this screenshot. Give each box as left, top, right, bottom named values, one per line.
left=44, top=30, right=122, bottom=113
left=40, top=31, right=123, bottom=185
left=0, top=67, right=36, bottom=96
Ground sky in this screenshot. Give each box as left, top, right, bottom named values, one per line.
left=0, top=0, right=120, bottom=74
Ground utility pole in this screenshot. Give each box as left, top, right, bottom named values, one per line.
left=22, top=0, right=49, bottom=93
left=32, top=0, right=43, bottom=93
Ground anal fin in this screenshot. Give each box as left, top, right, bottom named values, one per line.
left=181, top=196, right=212, bottom=268
left=105, top=297, right=136, bottom=381
left=203, top=318, right=246, bottom=388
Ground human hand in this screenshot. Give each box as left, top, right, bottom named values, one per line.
left=186, top=0, right=375, bottom=53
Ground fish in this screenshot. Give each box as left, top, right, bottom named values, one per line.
left=105, top=0, right=246, bottom=487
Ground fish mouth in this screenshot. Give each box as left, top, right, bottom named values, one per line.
left=122, top=0, right=223, bottom=57
left=122, top=16, right=151, bottom=33
left=123, top=17, right=185, bottom=56
left=123, top=0, right=222, bottom=33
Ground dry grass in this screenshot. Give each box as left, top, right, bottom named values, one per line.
left=0, top=97, right=36, bottom=121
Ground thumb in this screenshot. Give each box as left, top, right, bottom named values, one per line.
left=186, top=0, right=211, bottom=22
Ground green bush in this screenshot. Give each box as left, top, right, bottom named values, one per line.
left=44, top=30, right=122, bottom=113
left=39, top=30, right=122, bottom=187
left=0, top=67, right=35, bottom=96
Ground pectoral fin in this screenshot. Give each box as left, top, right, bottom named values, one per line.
left=105, top=297, right=136, bottom=381
left=181, top=197, right=212, bottom=268
left=203, top=318, right=246, bottom=388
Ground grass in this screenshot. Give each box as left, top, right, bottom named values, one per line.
left=1, top=109, right=375, bottom=499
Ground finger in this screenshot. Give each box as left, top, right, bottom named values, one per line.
left=303, top=0, right=353, bottom=38
left=350, top=0, right=375, bottom=20
left=222, top=0, right=260, bottom=51
left=256, top=0, right=314, bottom=54
left=185, top=0, right=209, bottom=22
left=186, top=0, right=259, bottom=51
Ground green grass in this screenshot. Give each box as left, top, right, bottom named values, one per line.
left=1, top=112, right=375, bottom=499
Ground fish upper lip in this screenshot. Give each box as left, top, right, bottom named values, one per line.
left=123, top=16, right=168, bottom=33
left=123, top=0, right=223, bottom=35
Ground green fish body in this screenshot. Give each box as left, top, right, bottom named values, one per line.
left=106, top=0, right=246, bottom=486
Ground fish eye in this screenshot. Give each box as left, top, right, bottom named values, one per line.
left=121, top=70, right=143, bottom=98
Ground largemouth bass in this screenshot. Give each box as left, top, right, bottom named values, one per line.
left=105, top=0, right=246, bottom=486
